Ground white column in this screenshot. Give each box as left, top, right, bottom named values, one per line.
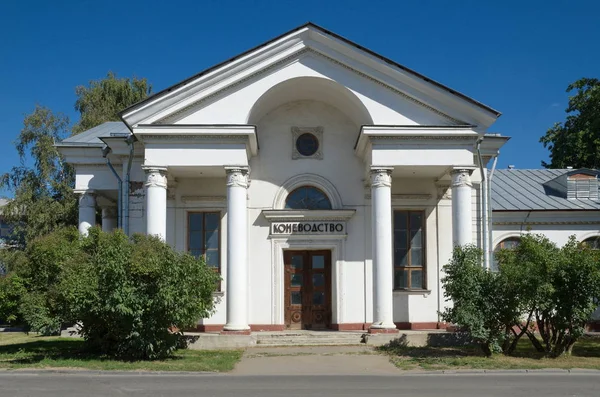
left=223, top=166, right=250, bottom=332
left=451, top=168, right=474, bottom=246
left=76, top=190, right=96, bottom=236
left=370, top=167, right=397, bottom=331
left=142, top=166, right=168, bottom=241
left=101, top=207, right=118, bottom=232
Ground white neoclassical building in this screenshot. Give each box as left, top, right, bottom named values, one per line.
left=57, top=23, right=600, bottom=333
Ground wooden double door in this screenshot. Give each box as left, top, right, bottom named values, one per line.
left=284, top=250, right=332, bottom=330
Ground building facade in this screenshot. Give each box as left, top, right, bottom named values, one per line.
left=57, top=24, right=600, bottom=333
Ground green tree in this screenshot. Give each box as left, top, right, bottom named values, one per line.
left=72, top=72, right=152, bottom=134
left=495, top=234, right=558, bottom=353
left=540, top=78, right=600, bottom=169
left=542, top=237, right=600, bottom=356
left=440, top=245, right=522, bottom=356
left=0, top=106, right=77, bottom=247
left=0, top=73, right=152, bottom=247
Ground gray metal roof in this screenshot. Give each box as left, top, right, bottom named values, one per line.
left=58, top=121, right=129, bottom=146
left=491, top=169, right=600, bottom=211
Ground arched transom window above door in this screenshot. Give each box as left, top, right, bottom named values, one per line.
left=582, top=236, right=600, bottom=250
left=285, top=186, right=332, bottom=210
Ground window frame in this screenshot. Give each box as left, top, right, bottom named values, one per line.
left=285, top=186, right=332, bottom=210
left=495, top=237, right=521, bottom=250
left=186, top=211, right=222, bottom=285
left=492, top=237, right=522, bottom=272
left=393, top=210, right=426, bottom=290
left=582, top=236, right=600, bottom=250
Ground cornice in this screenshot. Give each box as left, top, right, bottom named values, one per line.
left=493, top=221, right=600, bottom=226
left=370, top=135, right=478, bottom=141
left=155, top=48, right=312, bottom=124
left=310, top=49, right=465, bottom=125
left=181, top=195, right=226, bottom=204
left=74, top=163, right=109, bottom=169
left=364, top=193, right=433, bottom=200
left=262, top=209, right=356, bottom=222
left=154, top=48, right=464, bottom=125
left=138, top=134, right=250, bottom=142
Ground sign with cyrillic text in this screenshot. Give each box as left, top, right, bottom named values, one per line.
left=271, top=222, right=345, bottom=235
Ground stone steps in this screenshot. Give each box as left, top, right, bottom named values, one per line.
left=255, top=332, right=365, bottom=346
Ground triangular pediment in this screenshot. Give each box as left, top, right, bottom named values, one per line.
left=121, top=23, right=500, bottom=130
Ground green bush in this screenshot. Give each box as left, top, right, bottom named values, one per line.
left=13, top=228, right=82, bottom=334
left=440, top=245, right=521, bottom=356
left=495, top=233, right=559, bottom=353
left=445, top=234, right=600, bottom=358
left=63, top=228, right=219, bottom=359
left=1, top=226, right=219, bottom=359
left=0, top=273, right=26, bottom=325
left=544, top=237, right=600, bottom=356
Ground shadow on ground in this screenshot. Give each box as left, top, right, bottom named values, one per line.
left=378, top=334, right=600, bottom=361
left=0, top=338, right=188, bottom=365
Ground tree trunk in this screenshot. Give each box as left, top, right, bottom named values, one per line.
left=525, top=330, right=545, bottom=352
left=481, top=342, right=492, bottom=357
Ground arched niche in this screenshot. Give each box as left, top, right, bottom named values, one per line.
left=246, top=76, right=373, bottom=126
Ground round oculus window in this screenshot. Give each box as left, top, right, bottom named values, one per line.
left=295, top=133, right=319, bottom=157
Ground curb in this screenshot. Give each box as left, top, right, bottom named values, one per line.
left=0, top=369, right=222, bottom=376
left=1, top=368, right=599, bottom=376
left=395, top=368, right=600, bottom=375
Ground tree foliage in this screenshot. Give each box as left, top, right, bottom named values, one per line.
left=0, top=106, right=77, bottom=247
left=444, top=234, right=600, bottom=358
left=440, top=245, right=521, bottom=356
left=0, top=73, right=151, bottom=248
left=72, top=72, right=152, bottom=134
left=67, top=228, right=219, bottom=359
left=8, top=228, right=82, bottom=334
left=540, top=78, right=600, bottom=169
left=3, top=227, right=219, bottom=359
left=540, top=237, right=600, bottom=356
left=0, top=273, right=26, bottom=325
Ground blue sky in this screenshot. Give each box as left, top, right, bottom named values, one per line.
left=1, top=0, right=599, bottom=187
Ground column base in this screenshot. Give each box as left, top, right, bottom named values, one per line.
left=223, top=324, right=251, bottom=333
left=368, top=322, right=399, bottom=334
left=368, top=327, right=399, bottom=334
left=220, top=330, right=251, bottom=335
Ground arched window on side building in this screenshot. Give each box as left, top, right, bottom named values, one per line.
left=492, top=237, right=521, bottom=272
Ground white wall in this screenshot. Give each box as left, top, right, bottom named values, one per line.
left=492, top=211, right=600, bottom=248
left=174, top=56, right=452, bottom=126
left=247, top=99, right=367, bottom=326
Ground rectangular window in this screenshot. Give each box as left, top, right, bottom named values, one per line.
left=187, top=212, right=221, bottom=274
left=393, top=210, right=425, bottom=289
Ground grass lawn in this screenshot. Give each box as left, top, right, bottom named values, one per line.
left=379, top=335, right=600, bottom=371
left=0, top=333, right=242, bottom=372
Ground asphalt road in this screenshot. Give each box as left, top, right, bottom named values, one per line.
left=0, top=372, right=599, bottom=397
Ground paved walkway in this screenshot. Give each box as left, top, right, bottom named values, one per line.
left=232, top=345, right=400, bottom=375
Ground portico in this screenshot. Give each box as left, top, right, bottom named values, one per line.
left=58, top=23, right=508, bottom=333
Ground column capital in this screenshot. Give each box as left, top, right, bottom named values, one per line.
left=370, top=167, right=393, bottom=188
left=74, top=189, right=96, bottom=208
left=142, top=166, right=168, bottom=189
left=450, top=167, right=475, bottom=188
left=225, top=166, right=250, bottom=189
